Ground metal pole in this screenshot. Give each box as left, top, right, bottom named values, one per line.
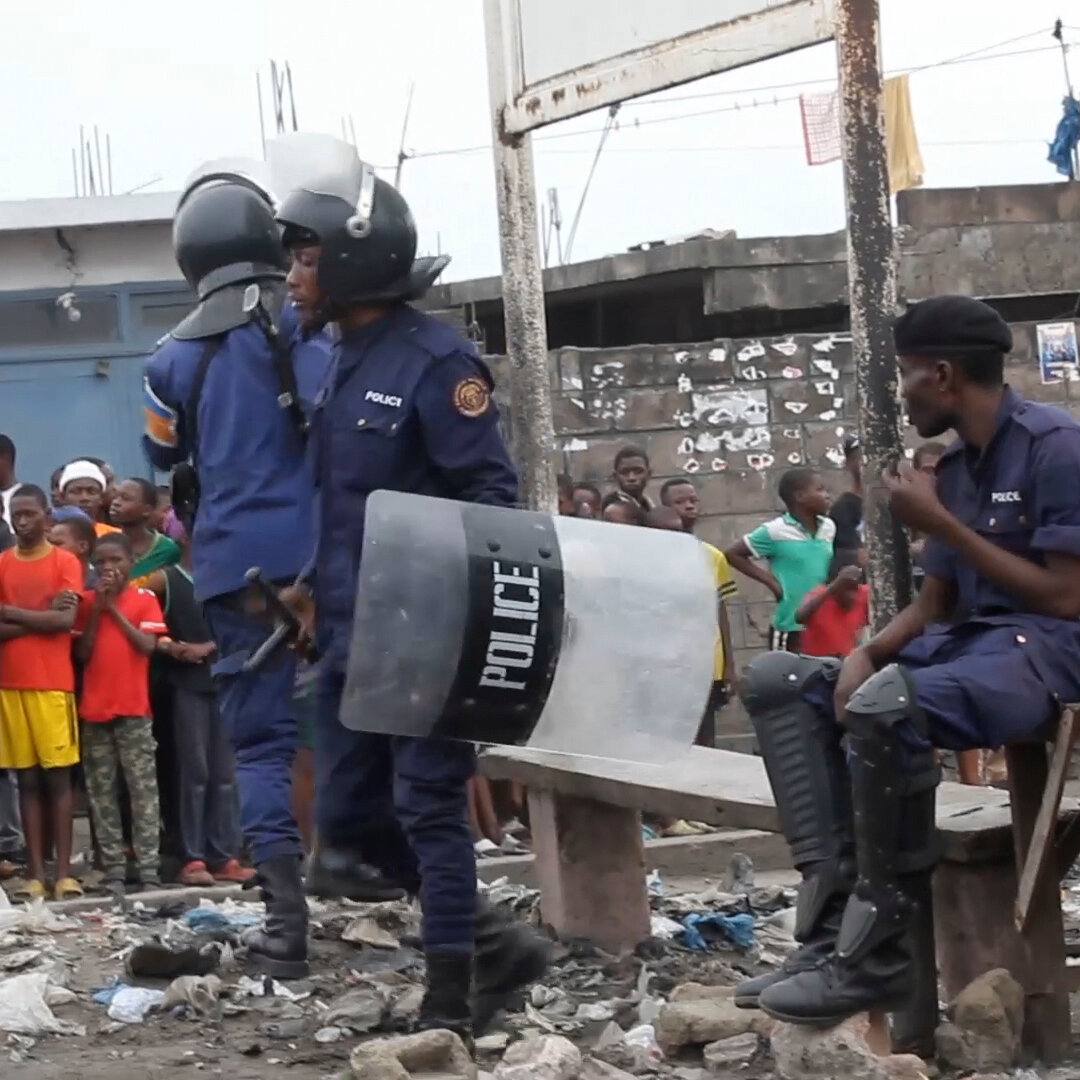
left=835, top=0, right=928, bottom=1056
left=835, top=0, right=911, bottom=628
left=484, top=0, right=558, bottom=512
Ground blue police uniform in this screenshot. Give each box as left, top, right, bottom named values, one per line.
left=801, top=387, right=1080, bottom=750
left=310, top=303, right=517, bottom=952
left=143, top=310, right=330, bottom=865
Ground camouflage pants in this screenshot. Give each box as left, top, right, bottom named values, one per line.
left=83, top=716, right=160, bottom=879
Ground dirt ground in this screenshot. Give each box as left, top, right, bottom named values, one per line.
left=1, top=878, right=771, bottom=1080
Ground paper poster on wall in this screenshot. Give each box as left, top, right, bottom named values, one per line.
left=1037, top=321, right=1079, bottom=385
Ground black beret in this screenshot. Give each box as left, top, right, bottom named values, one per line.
left=893, top=295, right=1012, bottom=356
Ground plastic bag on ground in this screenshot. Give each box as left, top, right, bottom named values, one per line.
left=0, top=897, right=76, bottom=934
left=106, top=985, right=165, bottom=1024
left=679, top=912, right=755, bottom=952
left=0, top=972, right=86, bottom=1036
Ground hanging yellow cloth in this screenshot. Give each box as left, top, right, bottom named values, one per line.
left=883, top=74, right=924, bottom=194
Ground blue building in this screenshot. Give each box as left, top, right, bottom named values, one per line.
left=0, top=192, right=190, bottom=491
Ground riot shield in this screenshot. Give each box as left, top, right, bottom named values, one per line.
left=340, top=491, right=717, bottom=763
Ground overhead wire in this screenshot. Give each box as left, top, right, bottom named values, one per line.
left=390, top=34, right=1074, bottom=167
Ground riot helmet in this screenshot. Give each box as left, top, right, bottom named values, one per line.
left=271, top=133, right=446, bottom=315
left=173, top=160, right=287, bottom=301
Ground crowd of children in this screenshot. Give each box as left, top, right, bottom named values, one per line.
left=0, top=438, right=250, bottom=898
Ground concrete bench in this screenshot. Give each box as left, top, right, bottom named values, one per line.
left=480, top=715, right=1080, bottom=1063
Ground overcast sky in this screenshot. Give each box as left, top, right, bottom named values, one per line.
left=3, top=0, right=1076, bottom=281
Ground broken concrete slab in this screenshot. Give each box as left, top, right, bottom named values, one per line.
left=494, top=1034, right=582, bottom=1080
left=771, top=1014, right=929, bottom=1080
left=349, top=1029, right=476, bottom=1080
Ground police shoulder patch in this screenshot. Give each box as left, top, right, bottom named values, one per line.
left=453, top=376, right=491, bottom=419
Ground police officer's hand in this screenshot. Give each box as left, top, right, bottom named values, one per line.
left=279, top=584, right=316, bottom=652
left=834, top=646, right=875, bottom=721
left=882, top=462, right=949, bottom=535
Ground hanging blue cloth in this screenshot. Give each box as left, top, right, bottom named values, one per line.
left=1048, top=97, right=1080, bottom=179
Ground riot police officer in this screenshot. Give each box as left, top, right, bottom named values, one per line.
left=276, top=144, right=549, bottom=1037
left=143, top=164, right=329, bottom=979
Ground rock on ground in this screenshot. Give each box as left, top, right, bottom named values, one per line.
left=494, top=1034, right=582, bottom=1080
left=770, top=1014, right=929, bottom=1080
left=935, top=967, right=1023, bottom=1073
left=349, top=1029, right=476, bottom=1080
left=702, top=1032, right=761, bottom=1072
left=654, top=994, right=770, bottom=1054
left=580, top=1056, right=640, bottom=1080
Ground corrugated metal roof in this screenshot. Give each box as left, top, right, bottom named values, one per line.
left=0, top=192, right=179, bottom=233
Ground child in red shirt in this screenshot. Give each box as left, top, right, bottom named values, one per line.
left=796, top=555, right=869, bottom=658
left=75, top=533, right=166, bottom=890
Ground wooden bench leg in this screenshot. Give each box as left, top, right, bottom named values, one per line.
left=527, top=788, right=651, bottom=951
left=1005, top=743, right=1071, bottom=1063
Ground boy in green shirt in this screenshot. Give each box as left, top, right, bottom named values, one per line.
left=725, top=468, right=835, bottom=652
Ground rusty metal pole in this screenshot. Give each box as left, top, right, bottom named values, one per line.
left=835, top=0, right=910, bottom=627
left=484, top=0, right=558, bottom=512
left=835, top=0, right=930, bottom=1056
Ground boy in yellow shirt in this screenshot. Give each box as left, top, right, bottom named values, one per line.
left=651, top=484, right=738, bottom=745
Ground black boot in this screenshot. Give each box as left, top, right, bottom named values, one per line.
left=758, top=664, right=939, bottom=1025
left=418, top=950, right=474, bottom=1045
left=245, top=855, right=310, bottom=980
left=306, top=845, right=406, bottom=902
left=473, top=898, right=553, bottom=1034
left=732, top=653, right=855, bottom=1010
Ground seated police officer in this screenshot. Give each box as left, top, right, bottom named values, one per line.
left=736, top=295, right=1080, bottom=1025
left=144, top=163, right=328, bottom=979
left=275, top=144, right=549, bottom=1038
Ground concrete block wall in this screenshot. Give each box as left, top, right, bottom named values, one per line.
left=487, top=318, right=1080, bottom=747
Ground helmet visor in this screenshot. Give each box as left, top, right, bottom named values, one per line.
left=268, top=133, right=377, bottom=237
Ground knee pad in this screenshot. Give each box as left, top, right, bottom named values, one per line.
left=742, top=653, right=852, bottom=877
left=845, top=664, right=940, bottom=876
left=739, top=651, right=841, bottom=715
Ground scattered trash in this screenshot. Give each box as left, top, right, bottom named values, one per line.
left=480, top=877, right=540, bottom=912
left=341, top=916, right=400, bottom=950
left=162, top=974, right=222, bottom=1016
left=0, top=949, right=41, bottom=971
left=127, top=939, right=221, bottom=978
left=679, top=912, right=756, bottom=952
left=235, top=974, right=307, bottom=1001
left=182, top=900, right=263, bottom=934
left=262, top=1016, right=306, bottom=1040
left=646, top=871, right=665, bottom=899
left=575, top=1000, right=619, bottom=1022
left=105, top=985, right=166, bottom=1024
left=315, top=1025, right=344, bottom=1043
left=623, top=1024, right=663, bottom=1064
left=323, top=985, right=386, bottom=1032
left=476, top=1031, right=511, bottom=1052
left=0, top=972, right=84, bottom=1036
left=6, top=1032, right=36, bottom=1063
left=0, top=896, right=76, bottom=935
left=649, top=915, right=682, bottom=941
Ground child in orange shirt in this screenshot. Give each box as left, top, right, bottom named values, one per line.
left=75, top=533, right=167, bottom=890
left=0, top=485, right=82, bottom=900
left=796, top=554, right=870, bottom=659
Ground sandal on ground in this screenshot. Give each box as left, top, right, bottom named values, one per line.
left=12, top=878, right=47, bottom=902
left=53, top=877, right=84, bottom=900
left=178, top=860, right=215, bottom=887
